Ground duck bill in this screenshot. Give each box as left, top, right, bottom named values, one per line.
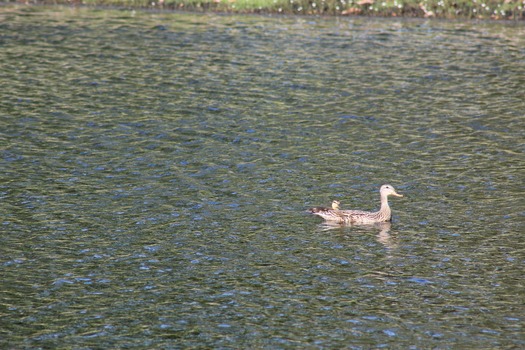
left=392, top=192, right=403, bottom=198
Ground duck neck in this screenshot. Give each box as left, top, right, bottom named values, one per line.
left=378, top=193, right=391, bottom=219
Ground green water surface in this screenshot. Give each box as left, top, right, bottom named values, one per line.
left=1, top=6, right=524, bottom=348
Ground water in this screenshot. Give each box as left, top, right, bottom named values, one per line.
left=1, top=6, right=524, bottom=348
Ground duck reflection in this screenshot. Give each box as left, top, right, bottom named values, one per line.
left=317, top=221, right=396, bottom=249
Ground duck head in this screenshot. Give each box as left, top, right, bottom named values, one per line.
left=380, top=184, right=403, bottom=198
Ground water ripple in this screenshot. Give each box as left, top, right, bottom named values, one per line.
left=1, top=7, right=524, bottom=349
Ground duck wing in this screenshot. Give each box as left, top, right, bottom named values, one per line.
left=338, top=209, right=371, bottom=217
left=337, top=209, right=385, bottom=224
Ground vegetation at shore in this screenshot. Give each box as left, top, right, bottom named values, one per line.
left=8, top=0, right=525, bottom=19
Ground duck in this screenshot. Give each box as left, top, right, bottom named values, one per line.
left=331, top=200, right=341, bottom=210
left=308, top=184, right=403, bottom=224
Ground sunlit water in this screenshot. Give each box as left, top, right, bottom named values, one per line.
left=1, top=6, right=524, bottom=348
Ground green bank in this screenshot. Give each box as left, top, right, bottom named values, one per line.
left=7, top=0, right=525, bottom=19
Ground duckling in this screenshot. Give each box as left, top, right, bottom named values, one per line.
left=308, top=199, right=341, bottom=214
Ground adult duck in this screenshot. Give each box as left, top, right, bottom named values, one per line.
left=308, top=184, right=403, bottom=224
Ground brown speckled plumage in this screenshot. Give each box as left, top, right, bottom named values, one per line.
left=308, top=184, right=403, bottom=224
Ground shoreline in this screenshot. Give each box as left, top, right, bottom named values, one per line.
left=3, top=0, right=525, bottom=20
